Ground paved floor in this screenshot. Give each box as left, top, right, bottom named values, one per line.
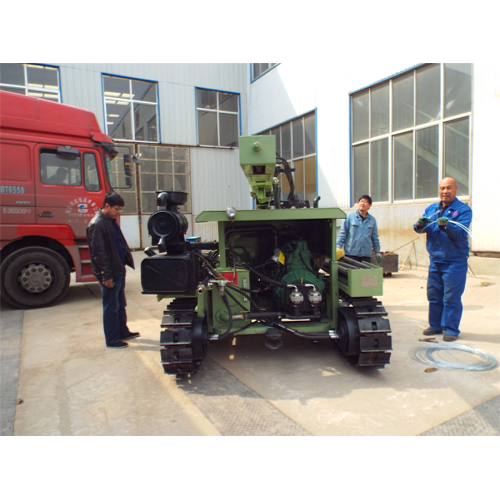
left=1, top=251, right=499, bottom=436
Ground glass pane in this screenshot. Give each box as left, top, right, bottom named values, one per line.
left=141, top=192, right=157, bottom=214
left=26, top=90, right=59, bottom=102
left=106, top=101, right=133, bottom=140
left=157, top=161, right=173, bottom=174
left=219, top=92, right=238, bottom=112
left=104, top=76, right=130, bottom=99
left=174, top=163, right=187, bottom=174
left=174, top=175, right=188, bottom=192
left=304, top=113, right=315, bottom=156
left=119, top=191, right=137, bottom=214
left=445, top=117, right=469, bottom=194
left=157, top=147, right=172, bottom=160
left=141, top=173, right=157, bottom=192
left=416, top=125, right=439, bottom=199
left=294, top=159, right=304, bottom=198
left=173, top=148, right=188, bottom=161
left=141, top=160, right=157, bottom=173
left=84, top=153, right=100, bottom=192
left=220, top=113, right=238, bottom=147
left=352, top=91, right=369, bottom=142
left=370, top=139, right=389, bottom=202
left=198, top=110, right=218, bottom=146
left=158, top=174, right=174, bottom=192
left=132, top=80, right=157, bottom=103
left=27, top=65, right=58, bottom=90
left=371, top=83, right=389, bottom=137
left=253, top=64, right=260, bottom=79
left=40, top=151, right=81, bottom=186
left=393, top=72, right=414, bottom=131
left=139, top=145, right=156, bottom=160
left=0, top=85, right=25, bottom=95
left=292, top=118, right=304, bottom=158
left=304, top=156, right=316, bottom=205
left=416, top=64, right=441, bottom=125
left=353, top=144, right=369, bottom=203
left=134, top=103, right=158, bottom=142
left=281, top=122, right=291, bottom=160
left=196, top=89, right=217, bottom=110
left=0, top=63, right=25, bottom=86
left=393, top=132, right=413, bottom=201
left=444, top=64, right=472, bottom=118
left=270, top=127, right=281, bottom=156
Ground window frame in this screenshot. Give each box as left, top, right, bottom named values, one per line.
left=102, top=74, right=160, bottom=144
left=195, top=87, right=241, bottom=148
left=258, top=110, right=317, bottom=205
left=0, top=63, right=61, bottom=102
left=350, top=63, right=473, bottom=207
left=250, top=63, right=280, bottom=82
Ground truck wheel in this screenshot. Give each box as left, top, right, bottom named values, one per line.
left=1, top=247, right=70, bottom=309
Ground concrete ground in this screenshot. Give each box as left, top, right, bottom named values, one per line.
left=1, top=251, right=499, bottom=436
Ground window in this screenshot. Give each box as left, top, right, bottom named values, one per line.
left=40, top=149, right=81, bottom=186
left=84, top=153, right=100, bottom=192
left=351, top=63, right=472, bottom=204
left=252, top=63, right=279, bottom=81
left=103, top=75, right=158, bottom=143
left=0, top=63, right=60, bottom=102
left=196, top=88, right=240, bottom=147
left=138, top=145, right=191, bottom=214
left=261, top=111, right=317, bottom=206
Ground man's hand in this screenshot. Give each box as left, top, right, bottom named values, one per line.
left=103, top=279, right=114, bottom=288
left=376, top=252, right=382, bottom=264
left=437, top=217, right=449, bottom=227
left=416, top=216, right=430, bottom=227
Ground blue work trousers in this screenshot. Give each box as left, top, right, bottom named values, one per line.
left=100, top=276, right=131, bottom=345
left=427, top=260, right=468, bottom=336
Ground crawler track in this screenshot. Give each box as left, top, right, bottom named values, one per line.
left=159, top=298, right=208, bottom=375
left=336, top=295, right=392, bottom=367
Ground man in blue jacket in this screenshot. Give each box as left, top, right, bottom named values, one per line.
left=414, top=177, right=472, bottom=342
left=337, top=195, right=381, bottom=264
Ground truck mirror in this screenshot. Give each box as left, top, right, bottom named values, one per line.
left=125, top=176, right=133, bottom=187
left=123, top=154, right=133, bottom=177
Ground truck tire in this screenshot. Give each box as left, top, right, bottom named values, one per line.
left=1, top=247, right=70, bottom=309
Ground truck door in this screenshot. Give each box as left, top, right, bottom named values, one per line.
left=34, top=144, right=105, bottom=239
left=0, top=142, right=36, bottom=225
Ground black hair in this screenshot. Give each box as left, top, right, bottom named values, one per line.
left=102, top=191, right=125, bottom=208
left=358, top=194, right=372, bottom=205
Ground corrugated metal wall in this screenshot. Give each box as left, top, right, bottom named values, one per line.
left=190, top=146, right=253, bottom=241
left=53, top=63, right=249, bottom=145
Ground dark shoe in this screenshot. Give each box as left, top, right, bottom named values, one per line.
left=121, top=332, right=140, bottom=341
left=423, top=328, right=443, bottom=336
left=443, top=334, right=459, bottom=342
left=106, top=341, right=128, bottom=349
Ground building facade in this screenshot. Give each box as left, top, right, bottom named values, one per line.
left=1, top=62, right=498, bottom=270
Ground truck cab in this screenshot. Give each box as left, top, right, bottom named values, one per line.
left=0, top=91, right=135, bottom=308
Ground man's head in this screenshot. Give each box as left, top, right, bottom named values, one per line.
left=358, top=195, right=372, bottom=215
left=439, top=178, right=458, bottom=205
left=102, top=191, right=125, bottom=219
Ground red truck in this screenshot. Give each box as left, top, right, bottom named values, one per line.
left=0, top=90, right=137, bottom=308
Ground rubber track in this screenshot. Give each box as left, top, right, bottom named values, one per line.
left=159, top=298, right=201, bottom=375
left=342, top=296, right=392, bottom=368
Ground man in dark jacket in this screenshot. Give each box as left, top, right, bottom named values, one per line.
left=414, top=178, right=472, bottom=342
left=87, top=192, right=139, bottom=349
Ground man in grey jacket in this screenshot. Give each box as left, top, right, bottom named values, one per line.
left=336, top=195, right=381, bottom=264
left=87, top=192, right=139, bottom=349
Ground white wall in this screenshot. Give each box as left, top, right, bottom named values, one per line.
left=470, top=63, right=500, bottom=253
left=248, top=62, right=500, bottom=261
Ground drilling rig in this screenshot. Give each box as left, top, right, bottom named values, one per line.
left=141, top=136, right=392, bottom=375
